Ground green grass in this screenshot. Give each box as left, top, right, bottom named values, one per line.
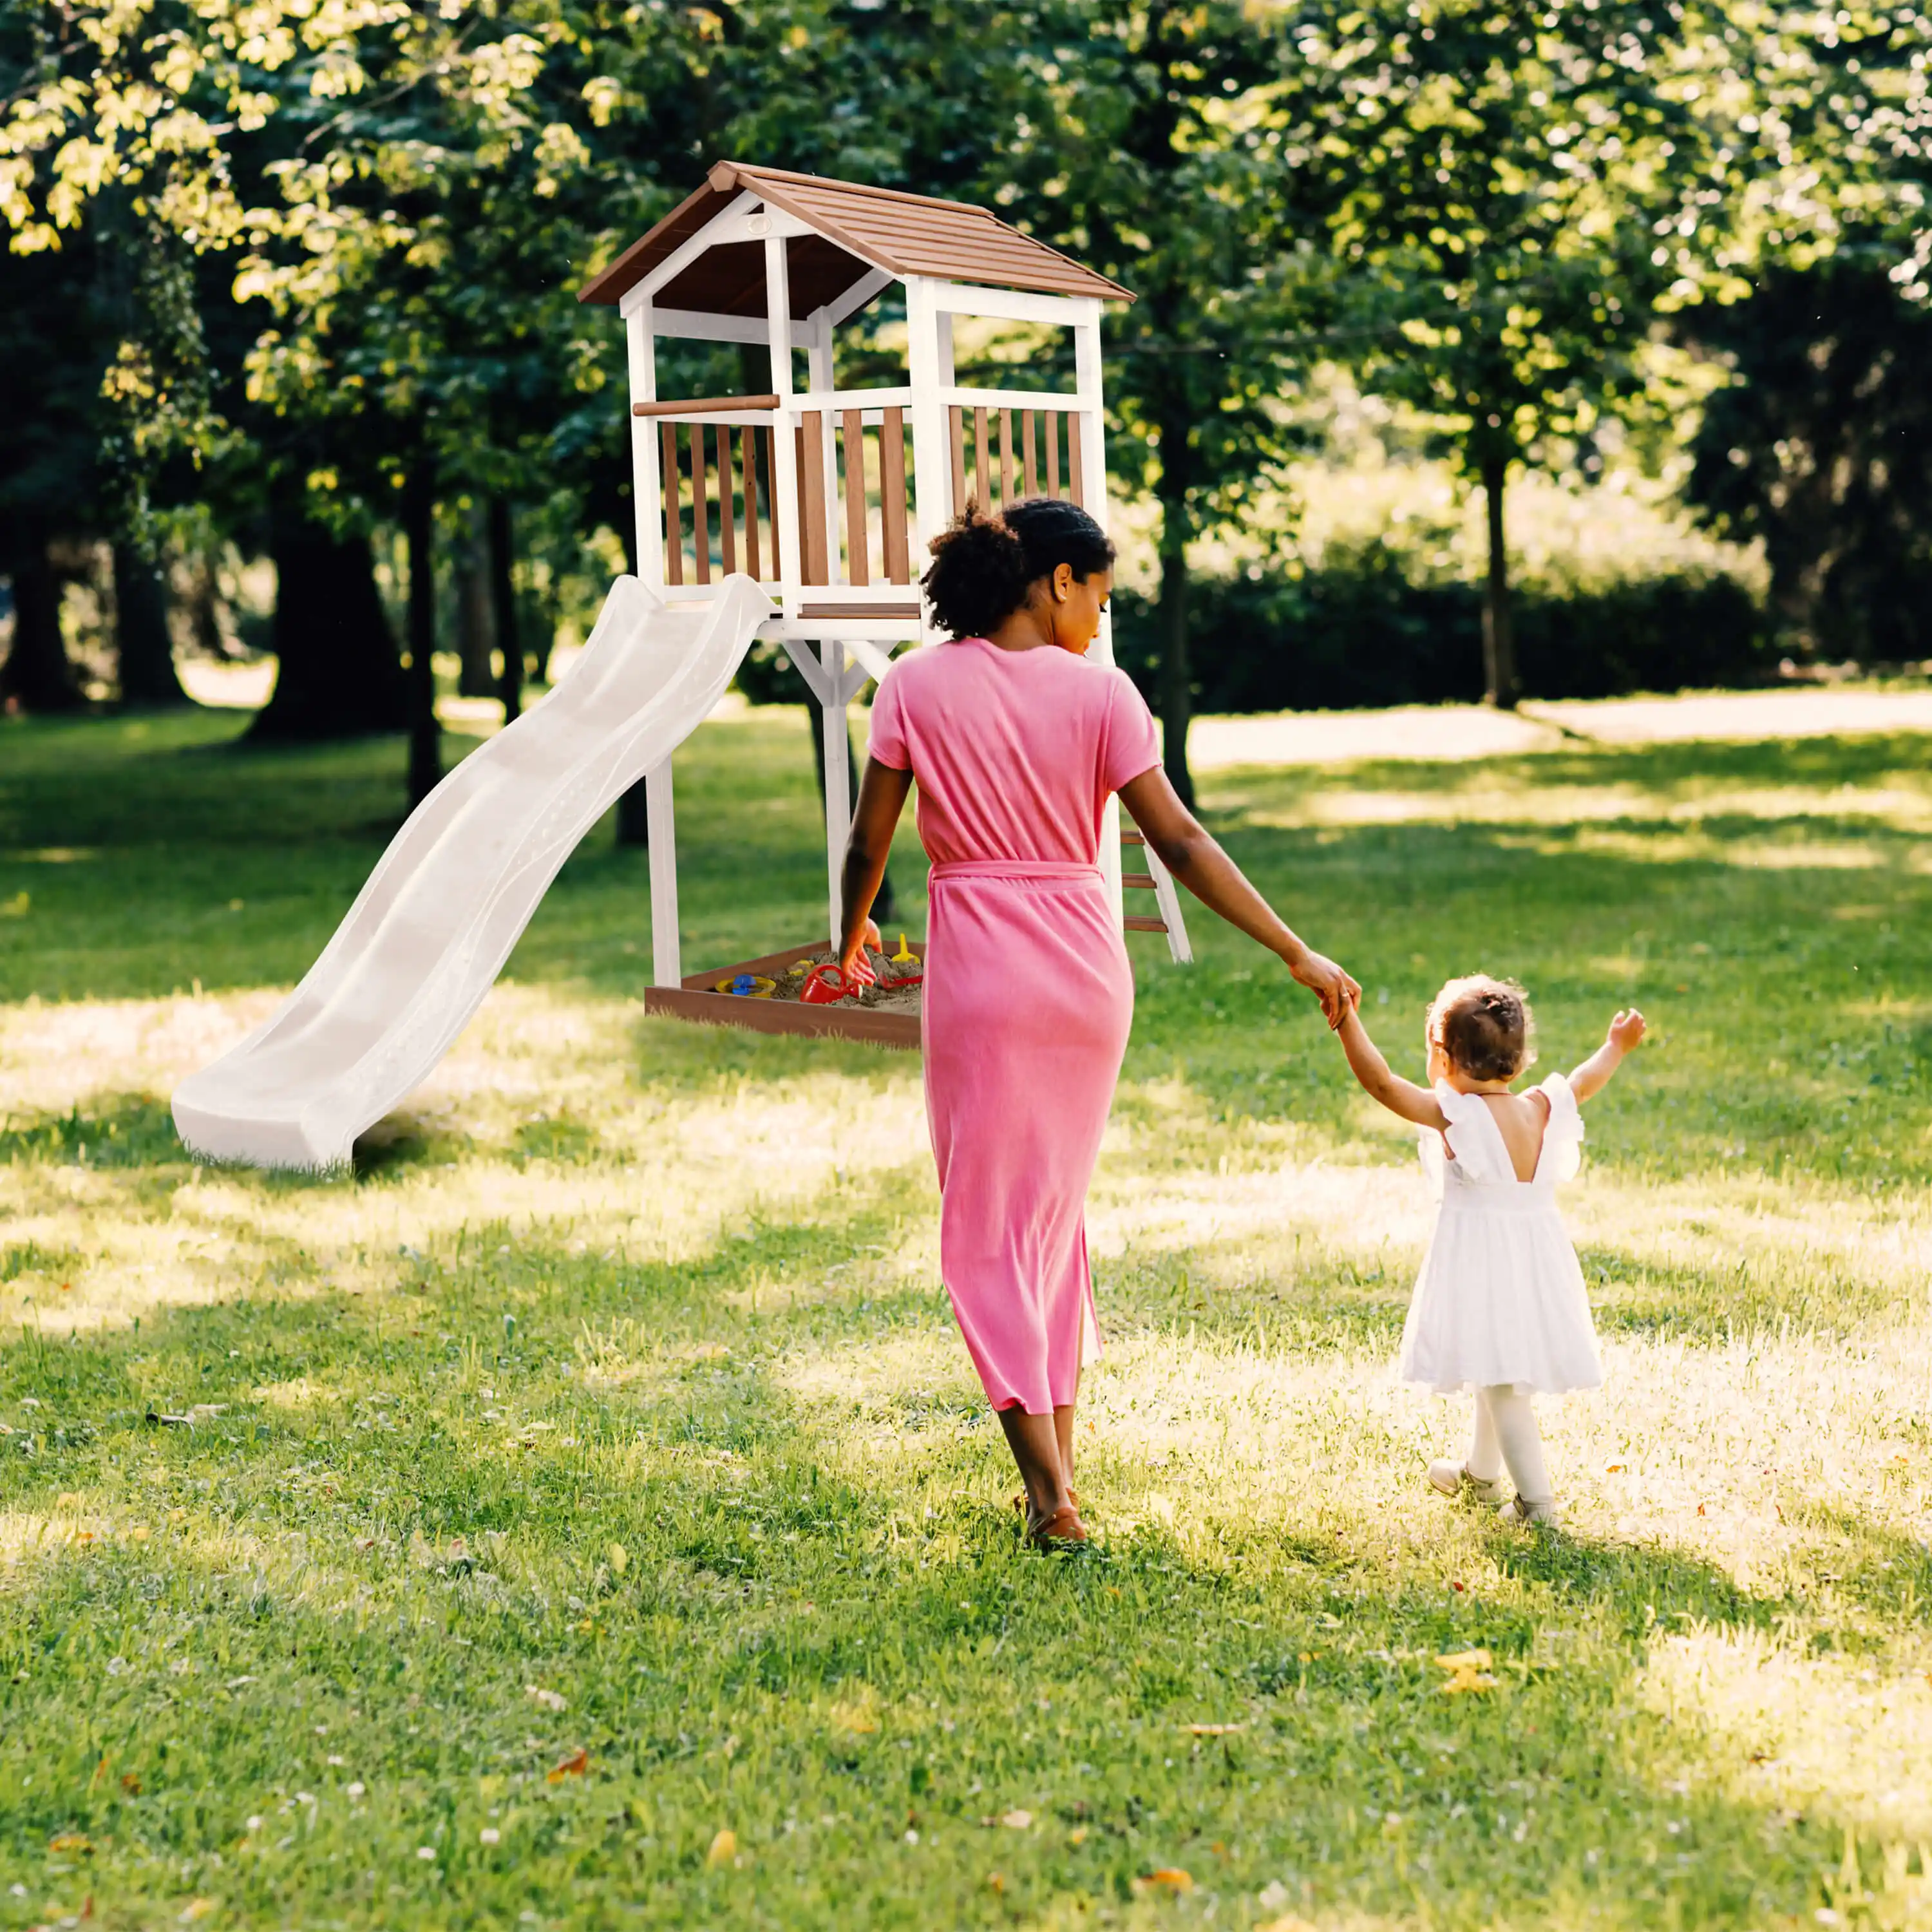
left=2, top=700, right=1930, bottom=1930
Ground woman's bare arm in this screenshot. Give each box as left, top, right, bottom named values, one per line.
left=1116, top=765, right=1360, bottom=1027
left=1336, top=1003, right=1448, bottom=1130
left=837, top=757, right=914, bottom=981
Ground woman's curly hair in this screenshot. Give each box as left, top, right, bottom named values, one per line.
left=920, top=498, right=1115, bottom=639
left=1427, top=974, right=1537, bottom=1083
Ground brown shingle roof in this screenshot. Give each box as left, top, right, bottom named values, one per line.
left=578, top=160, right=1132, bottom=312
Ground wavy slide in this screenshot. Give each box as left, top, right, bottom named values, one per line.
left=173, top=573, right=773, bottom=1171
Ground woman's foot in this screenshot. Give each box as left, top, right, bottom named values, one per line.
left=1428, top=1459, right=1510, bottom=1508
left=1012, top=1487, right=1078, bottom=1516
left=1024, top=1502, right=1088, bottom=1548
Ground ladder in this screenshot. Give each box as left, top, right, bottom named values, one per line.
left=1122, top=830, right=1193, bottom=965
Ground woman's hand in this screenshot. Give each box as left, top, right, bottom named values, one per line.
left=1287, top=948, right=1361, bottom=1029
left=840, top=918, right=882, bottom=986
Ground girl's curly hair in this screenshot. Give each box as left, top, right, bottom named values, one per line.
left=920, top=498, right=1115, bottom=639
left=1427, top=974, right=1537, bottom=1083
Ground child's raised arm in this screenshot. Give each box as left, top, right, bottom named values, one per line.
left=1336, top=1001, right=1448, bottom=1130
left=1569, top=1008, right=1647, bottom=1104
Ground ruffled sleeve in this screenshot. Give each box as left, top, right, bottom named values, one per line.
left=1428, top=1081, right=1520, bottom=1185
left=1537, top=1071, right=1586, bottom=1183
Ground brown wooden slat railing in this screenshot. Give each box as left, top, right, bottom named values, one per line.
left=948, top=406, right=967, bottom=515
left=999, top=409, right=1016, bottom=506
left=632, top=393, right=781, bottom=417
left=799, top=412, right=830, bottom=585
left=1045, top=414, right=1061, bottom=498
left=1021, top=411, right=1039, bottom=498
left=692, top=428, right=712, bottom=585
left=880, top=407, right=910, bottom=583
left=719, top=426, right=737, bottom=577
left=744, top=428, right=762, bottom=579
left=660, top=422, right=683, bottom=587
left=842, top=410, right=869, bottom=587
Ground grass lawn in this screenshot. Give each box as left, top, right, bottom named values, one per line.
left=1, top=698, right=1929, bottom=1931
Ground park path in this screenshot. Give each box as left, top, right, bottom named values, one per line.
left=1185, top=685, right=1932, bottom=770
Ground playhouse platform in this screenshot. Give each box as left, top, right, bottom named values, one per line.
left=643, top=939, right=924, bottom=1048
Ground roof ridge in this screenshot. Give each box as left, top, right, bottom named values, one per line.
left=711, top=159, right=990, bottom=219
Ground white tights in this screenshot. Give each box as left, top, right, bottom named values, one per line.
left=1466, top=1385, right=1553, bottom=1506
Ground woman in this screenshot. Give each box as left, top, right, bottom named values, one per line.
left=838, top=501, right=1358, bottom=1547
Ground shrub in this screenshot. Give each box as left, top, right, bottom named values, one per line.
left=1110, top=551, right=1772, bottom=714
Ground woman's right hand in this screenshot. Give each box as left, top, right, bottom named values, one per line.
left=1287, top=948, right=1361, bottom=1029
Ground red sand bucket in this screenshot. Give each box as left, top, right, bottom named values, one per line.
left=799, top=962, right=853, bottom=1005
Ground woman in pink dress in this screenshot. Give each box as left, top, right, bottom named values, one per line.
left=837, top=502, right=1358, bottom=1547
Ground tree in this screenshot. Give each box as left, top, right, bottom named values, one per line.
left=1010, top=1, right=1312, bottom=804
left=1274, top=1, right=1764, bottom=707
left=1685, top=257, right=1932, bottom=661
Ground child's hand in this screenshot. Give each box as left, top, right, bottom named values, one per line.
left=839, top=919, right=882, bottom=987
left=1607, top=1008, right=1646, bottom=1053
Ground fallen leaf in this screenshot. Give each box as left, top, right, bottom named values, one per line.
left=1604, top=1461, right=1628, bottom=1475
left=1132, top=1868, right=1194, bottom=1895
left=1435, top=1649, right=1493, bottom=1672
left=178, top=1900, right=215, bottom=1924
left=1258, top=1917, right=1320, bottom=1932
left=1434, top=1647, right=1498, bottom=1695
left=984, top=1873, right=1005, bottom=1894
left=1186, top=1723, right=1245, bottom=1736
left=607, top=1542, right=629, bottom=1577
left=50, top=1833, right=93, bottom=1853
left=1000, top=1810, right=1033, bottom=1830
left=120, top=1774, right=142, bottom=1795
left=1068, top=1827, right=1089, bottom=1846
left=547, top=1748, right=589, bottom=1783
left=705, top=1828, right=736, bottom=1868
left=526, top=1685, right=567, bottom=1712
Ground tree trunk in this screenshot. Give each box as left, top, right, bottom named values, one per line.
left=454, top=502, right=496, bottom=699
left=404, top=469, right=441, bottom=806
left=1155, top=417, right=1195, bottom=807
left=811, top=697, right=895, bottom=923
left=251, top=503, right=407, bottom=741
left=1, top=537, right=82, bottom=712
left=489, top=497, right=522, bottom=725
left=1480, top=451, right=1519, bottom=710
left=113, top=541, right=191, bottom=708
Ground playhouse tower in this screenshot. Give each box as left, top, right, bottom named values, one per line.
left=580, top=160, right=1187, bottom=1030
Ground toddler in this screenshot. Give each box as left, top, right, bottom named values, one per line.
left=1334, top=974, right=1645, bottom=1524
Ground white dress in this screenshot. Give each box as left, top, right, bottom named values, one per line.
left=1397, top=1072, right=1604, bottom=1396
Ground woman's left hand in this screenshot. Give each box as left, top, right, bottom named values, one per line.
left=840, top=918, right=882, bottom=986
left=1289, top=949, right=1361, bottom=1029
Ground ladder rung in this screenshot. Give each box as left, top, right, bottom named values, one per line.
left=1124, top=915, right=1168, bottom=933
left=1122, top=830, right=1146, bottom=846
left=1123, top=872, right=1157, bottom=890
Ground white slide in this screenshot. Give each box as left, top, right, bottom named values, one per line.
left=173, top=573, right=773, bottom=1171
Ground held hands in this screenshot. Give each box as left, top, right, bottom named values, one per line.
left=1607, top=1007, right=1647, bottom=1054
left=838, top=918, right=884, bottom=988
left=1289, top=949, right=1362, bottom=1030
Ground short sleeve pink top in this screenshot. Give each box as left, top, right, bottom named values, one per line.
left=866, top=638, right=1159, bottom=864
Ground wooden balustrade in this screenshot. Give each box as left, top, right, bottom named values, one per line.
left=946, top=404, right=1085, bottom=516
left=656, top=399, right=1086, bottom=592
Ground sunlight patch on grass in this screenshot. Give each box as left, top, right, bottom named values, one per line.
left=1642, top=1627, right=1932, bottom=1838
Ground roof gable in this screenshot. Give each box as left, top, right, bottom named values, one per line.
left=578, top=160, right=1132, bottom=312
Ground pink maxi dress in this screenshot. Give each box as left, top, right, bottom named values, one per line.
left=867, top=637, right=1161, bottom=1414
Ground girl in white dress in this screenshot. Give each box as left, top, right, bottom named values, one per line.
left=1334, top=975, right=1646, bottom=1524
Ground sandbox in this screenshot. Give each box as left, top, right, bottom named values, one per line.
left=643, top=939, right=925, bottom=1048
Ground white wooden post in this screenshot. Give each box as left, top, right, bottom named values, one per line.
left=625, top=299, right=662, bottom=585
left=806, top=318, right=841, bottom=580
left=1072, top=299, right=1125, bottom=928
left=904, top=278, right=951, bottom=646
left=764, top=232, right=798, bottom=592
left=626, top=295, right=682, bottom=988
left=820, top=639, right=851, bottom=951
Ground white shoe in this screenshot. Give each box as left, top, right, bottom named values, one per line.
left=1505, top=1494, right=1560, bottom=1528
left=1428, top=1460, right=1510, bottom=1508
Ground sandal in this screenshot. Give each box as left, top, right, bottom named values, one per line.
left=1427, top=1459, right=1509, bottom=1508
left=1024, top=1502, right=1089, bottom=1549
left=1012, top=1488, right=1078, bottom=1516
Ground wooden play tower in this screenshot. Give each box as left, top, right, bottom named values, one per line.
left=580, top=160, right=1192, bottom=1043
